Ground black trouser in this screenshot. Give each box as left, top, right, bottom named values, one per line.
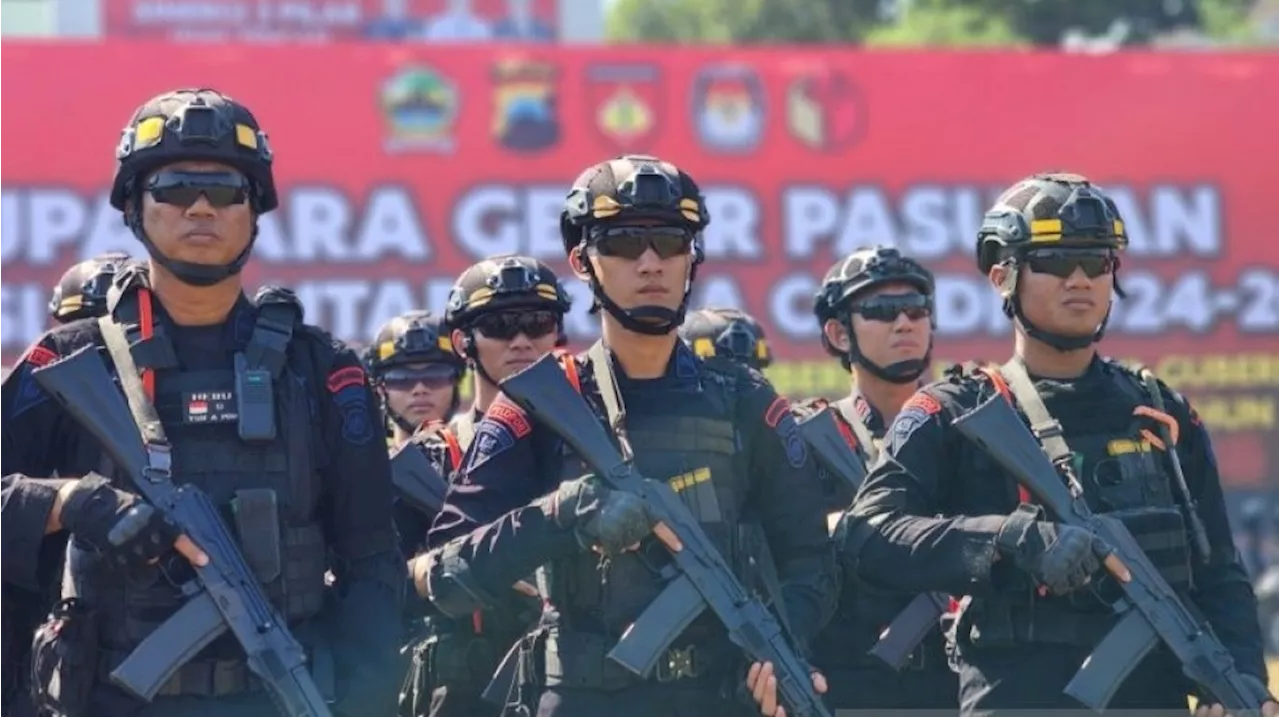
left=956, top=643, right=1191, bottom=717
left=822, top=662, right=959, bottom=712
left=537, top=682, right=752, bottom=717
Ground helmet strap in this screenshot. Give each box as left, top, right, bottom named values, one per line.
left=127, top=199, right=255, bottom=287
left=1004, top=262, right=1112, bottom=352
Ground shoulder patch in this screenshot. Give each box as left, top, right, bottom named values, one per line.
left=333, top=384, right=374, bottom=445
left=764, top=395, right=808, bottom=468
left=463, top=420, right=518, bottom=473
left=487, top=395, right=532, bottom=438
left=886, top=391, right=942, bottom=455
left=24, top=345, right=58, bottom=368
left=327, top=365, right=366, bottom=394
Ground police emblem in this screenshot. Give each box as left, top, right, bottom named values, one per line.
left=586, top=62, right=662, bottom=151
left=380, top=65, right=460, bottom=154
left=689, top=63, right=765, bottom=153
left=492, top=57, right=560, bottom=153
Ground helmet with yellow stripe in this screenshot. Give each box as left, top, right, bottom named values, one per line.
left=444, top=255, right=571, bottom=332
left=976, top=172, right=1127, bottom=274
left=977, top=172, right=1128, bottom=351
left=679, top=308, right=773, bottom=370
left=367, top=310, right=464, bottom=375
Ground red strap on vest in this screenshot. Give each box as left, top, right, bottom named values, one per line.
left=975, top=366, right=1031, bottom=505
left=138, top=288, right=156, bottom=402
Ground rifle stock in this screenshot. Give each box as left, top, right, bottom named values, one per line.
left=953, top=393, right=1272, bottom=714
left=34, top=346, right=333, bottom=717
left=390, top=442, right=449, bottom=516
left=794, top=408, right=866, bottom=493
left=500, top=355, right=831, bottom=717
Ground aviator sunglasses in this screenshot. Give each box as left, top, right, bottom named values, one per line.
left=850, top=293, right=933, bottom=323
left=470, top=310, right=560, bottom=341
left=1024, top=248, right=1118, bottom=279
left=146, top=170, right=249, bottom=208
left=382, top=366, right=459, bottom=392
left=590, top=226, right=693, bottom=260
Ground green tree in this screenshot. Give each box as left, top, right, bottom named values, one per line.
left=863, top=0, right=1027, bottom=47
left=605, top=0, right=885, bottom=44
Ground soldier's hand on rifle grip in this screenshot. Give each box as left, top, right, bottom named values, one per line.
left=996, top=504, right=1101, bottom=595
left=548, top=474, right=665, bottom=556
left=746, top=661, right=827, bottom=717
left=57, top=474, right=208, bottom=569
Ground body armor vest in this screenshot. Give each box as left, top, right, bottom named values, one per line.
left=540, top=349, right=752, bottom=687
left=69, top=284, right=329, bottom=668
left=961, top=359, right=1192, bottom=647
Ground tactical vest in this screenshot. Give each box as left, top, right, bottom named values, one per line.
left=541, top=345, right=752, bottom=688
left=960, top=359, right=1192, bottom=646
left=68, top=282, right=329, bottom=686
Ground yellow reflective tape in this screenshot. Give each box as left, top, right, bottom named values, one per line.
left=1107, top=438, right=1152, bottom=456
left=669, top=467, right=710, bottom=493
left=437, top=335, right=453, bottom=353
left=134, top=117, right=165, bottom=149
left=235, top=124, right=258, bottom=150
left=378, top=340, right=395, bottom=360
left=678, top=198, right=699, bottom=211
left=692, top=337, right=716, bottom=358
left=536, top=284, right=560, bottom=301
left=58, top=295, right=84, bottom=313
left=1030, top=219, right=1062, bottom=235
left=755, top=339, right=769, bottom=360
left=680, top=209, right=701, bottom=222
left=467, top=287, right=495, bottom=308
left=1113, top=220, right=1125, bottom=237
left=592, top=195, right=621, bottom=218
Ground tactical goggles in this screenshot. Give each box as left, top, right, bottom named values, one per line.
left=470, top=310, right=560, bottom=341
left=590, top=226, right=693, bottom=260
left=1024, top=248, right=1118, bottom=279
left=146, top=170, right=249, bottom=208
left=382, top=364, right=459, bottom=392
left=850, top=293, right=933, bottom=323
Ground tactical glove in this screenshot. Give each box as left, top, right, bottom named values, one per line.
left=545, top=474, right=654, bottom=556
left=996, top=503, right=1101, bottom=595
left=60, top=473, right=180, bottom=570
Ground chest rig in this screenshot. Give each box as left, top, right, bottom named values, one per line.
left=79, top=278, right=329, bottom=666
left=990, top=359, right=1193, bottom=608
left=541, top=342, right=755, bottom=688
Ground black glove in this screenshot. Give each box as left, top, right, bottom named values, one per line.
left=996, top=503, right=1101, bottom=595
left=545, top=474, right=654, bottom=556
left=60, top=473, right=179, bottom=570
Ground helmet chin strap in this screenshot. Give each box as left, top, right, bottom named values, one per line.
left=582, top=259, right=695, bottom=337
left=1004, top=263, right=1113, bottom=352
left=128, top=202, right=254, bottom=287
left=841, top=315, right=931, bottom=384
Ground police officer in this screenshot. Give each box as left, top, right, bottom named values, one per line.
left=1, top=88, right=404, bottom=717
left=842, top=173, right=1276, bottom=715
left=679, top=307, right=773, bottom=371
left=414, top=154, right=834, bottom=717
left=368, top=311, right=466, bottom=448
left=394, top=255, right=571, bottom=717
left=794, top=246, right=958, bottom=711
left=48, top=252, right=137, bottom=325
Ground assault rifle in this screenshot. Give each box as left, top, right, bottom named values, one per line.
left=500, top=354, right=831, bottom=717
left=34, top=346, right=333, bottom=717
left=953, top=392, right=1272, bottom=714
left=390, top=441, right=449, bottom=516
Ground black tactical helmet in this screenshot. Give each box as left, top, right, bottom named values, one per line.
left=977, top=172, right=1128, bottom=351
left=111, top=89, right=276, bottom=287
left=445, top=255, right=571, bottom=331
left=976, top=172, right=1127, bottom=274
left=815, top=246, right=935, bottom=384
left=366, top=310, right=465, bottom=376
left=679, top=307, right=773, bottom=370
left=48, top=252, right=134, bottom=324
left=559, top=154, right=709, bottom=336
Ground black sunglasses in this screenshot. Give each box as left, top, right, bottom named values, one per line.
left=382, top=366, right=459, bottom=392
left=146, top=170, right=249, bottom=208
left=590, top=226, right=693, bottom=260
left=850, top=293, right=933, bottom=323
left=470, top=310, right=560, bottom=341
left=1024, top=249, right=1118, bottom=279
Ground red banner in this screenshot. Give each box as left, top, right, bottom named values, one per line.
left=1, top=44, right=1276, bottom=487
left=103, top=0, right=559, bottom=41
